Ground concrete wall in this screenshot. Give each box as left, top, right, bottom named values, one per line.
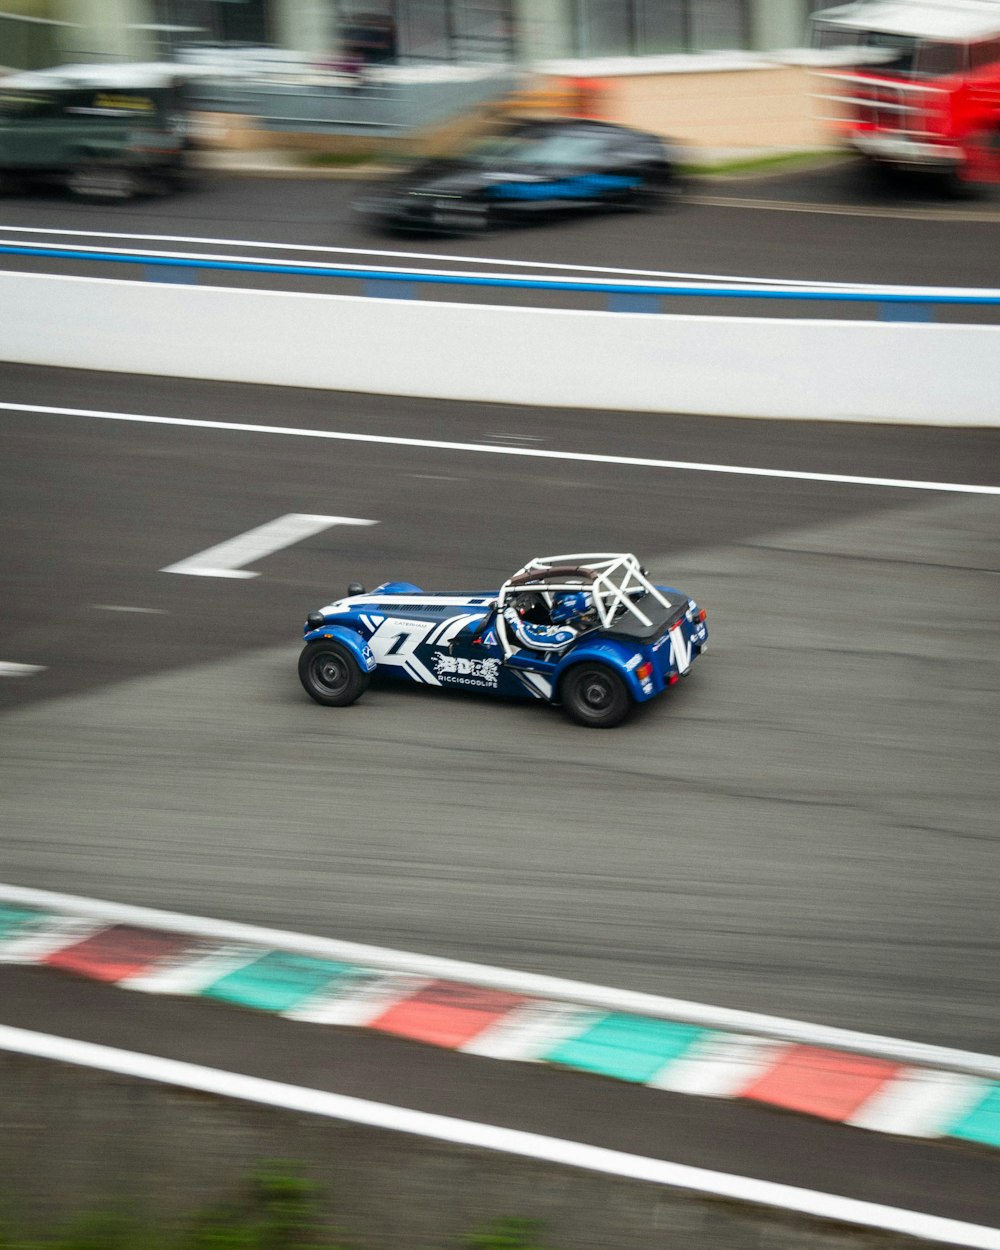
left=539, top=62, right=830, bottom=155
left=0, top=1051, right=957, bottom=1250
left=613, top=63, right=828, bottom=153
left=1, top=270, right=998, bottom=426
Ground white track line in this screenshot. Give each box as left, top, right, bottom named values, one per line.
left=1, top=883, right=998, bottom=1079
left=0, top=223, right=977, bottom=292
left=1, top=402, right=997, bottom=496
left=687, top=194, right=1000, bottom=225
left=0, top=1025, right=996, bottom=1248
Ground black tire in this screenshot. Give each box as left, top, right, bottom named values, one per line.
left=431, top=199, right=491, bottom=234
left=631, top=172, right=680, bottom=211
left=560, top=663, right=632, bottom=729
left=298, top=640, right=370, bottom=707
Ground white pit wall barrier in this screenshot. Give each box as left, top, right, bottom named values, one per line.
left=2, top=270, right=999, bottom=426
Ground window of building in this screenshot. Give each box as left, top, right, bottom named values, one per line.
left=689, top=0, right=748, bottom=51
left=573, top=0, right=749, bottom=57
left=637, top=1, right=687, bottom=55
left=332, top=1, right=513, bottom=62
left=152, top=0, right=270, bottom=50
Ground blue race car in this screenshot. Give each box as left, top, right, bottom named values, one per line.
left=298, top=553, right=707, bottom=729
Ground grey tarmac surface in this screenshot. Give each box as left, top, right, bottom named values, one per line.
left=1, top=372, right=997, bottom=1054
left=1, top=162, right=999, bottom=1219
left=2, top=162, right=1000, bottom=298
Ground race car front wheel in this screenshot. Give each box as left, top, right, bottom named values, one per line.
left=298, top=641, right=370, bottom=707
left=560, top=663, right=632, bottom=729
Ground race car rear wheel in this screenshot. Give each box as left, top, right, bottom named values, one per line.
left=298, top=640, right=370, bottom=707
left=560, top=663, right=632, bottom=729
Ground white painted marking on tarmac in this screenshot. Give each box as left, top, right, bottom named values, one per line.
left=1, top=1025, right=999, bottom=1249
left=3, top=402, right=998, bottom=497
left=688, top=193, right=1000, bottom=225
left=461, top=1001, right=603, bottom=1062
left=0, top=916, right=105, bottom=962
left=648, top=1032, right=789, bottom=1097
left=160, top=513, right=377, bottom=578
left=848, top=1068, right=993, bottom=1138
left=121, top=945, right=262, bottom=995
left=286, top=972, right=430, bottom=1026
left=0, top=661, right=45, bottom=677
left=92, top=604, right=168, bottom=614
left=1, top=882, right=998, bottom=1080
left=3, top=223, right=992, bottom=289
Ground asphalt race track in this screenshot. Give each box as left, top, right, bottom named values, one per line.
left=1, top=172, right=999, bottom=1220
left=2, top=161, right=1000, bottom=295
left=2, top=361, right=998, bottom=1047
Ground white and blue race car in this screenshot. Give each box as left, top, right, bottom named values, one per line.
left=298, top=553, right=707, bottom=728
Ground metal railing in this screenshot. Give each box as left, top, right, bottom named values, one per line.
left=3, top=240, right=1000, bottom=322
left=187, top=67, right=520, bottom=136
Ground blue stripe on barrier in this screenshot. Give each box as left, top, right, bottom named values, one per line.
left=362, top=278, right=416, bottom=300
left=144, top=264, right=195, bottom=285
left=3, top=245, right=1000, bottom=308
left=607, top=293, right=661, bottom=314
left=880, top=302, right=934, bottom=322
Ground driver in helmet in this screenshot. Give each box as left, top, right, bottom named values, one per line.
left=503, top=590, right=592, bottom=653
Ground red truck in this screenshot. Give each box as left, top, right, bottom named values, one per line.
left=811, top=0, right=1000, bottom=187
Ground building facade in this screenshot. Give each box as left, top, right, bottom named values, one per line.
left=3, top=1, right=815, bottom=70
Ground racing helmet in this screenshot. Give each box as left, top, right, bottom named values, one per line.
left=549, top=591, right=590, bottom=625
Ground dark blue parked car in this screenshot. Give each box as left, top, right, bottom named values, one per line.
left=299, top=553, right=707, bottom=728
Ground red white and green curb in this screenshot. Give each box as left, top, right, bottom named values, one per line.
left=1, top=883, right=998, bottom=1152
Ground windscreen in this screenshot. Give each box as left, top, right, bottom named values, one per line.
left=465, top=129, right=611, bottom=168
left=814, top=26, right=966, bottom=77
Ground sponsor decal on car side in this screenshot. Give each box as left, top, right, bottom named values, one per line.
left=431, top=652, right=501, bottom=688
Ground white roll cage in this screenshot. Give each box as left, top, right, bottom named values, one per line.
left=495, top=553, right=673, bottom=657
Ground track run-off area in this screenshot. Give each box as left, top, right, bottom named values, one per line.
left=1, top=170, right=999, bottom=1236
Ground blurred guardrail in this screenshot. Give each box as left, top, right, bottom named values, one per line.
left=187, top=66, right=521, bottom=136
left=1, top=261, right=998, bottom=425
left=3, top=240, right=1000, bottom=323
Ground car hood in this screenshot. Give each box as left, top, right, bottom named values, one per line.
left=318, top=590, right=497, bottom=618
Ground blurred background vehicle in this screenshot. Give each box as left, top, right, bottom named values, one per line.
left=811, top=0, right=1000, bottom=191
left=0, top=62, right=202, bottom=199
left=352, top=114, right=680, bottom=233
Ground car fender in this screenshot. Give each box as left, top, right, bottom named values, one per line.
left=553, top=638, right=655, bottom=704
left=302, top=624, right=377, bottom=673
